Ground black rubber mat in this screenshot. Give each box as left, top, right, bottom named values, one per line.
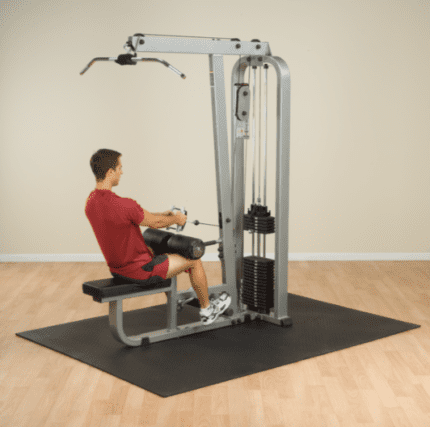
left=16, top=293, right=420, bottom=397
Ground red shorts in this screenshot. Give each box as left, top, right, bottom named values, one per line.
left=143, top=255, right=192, bottom=278
left=111, top=254, right=191, bottom=287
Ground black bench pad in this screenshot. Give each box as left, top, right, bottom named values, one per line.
left=82, top=277, right=173, bottom=302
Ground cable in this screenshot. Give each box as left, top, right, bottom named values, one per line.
left=252, top=66, right=256, bottom=207
left=264, top=65, right=268, bottom=207
left=244, top=62, right=250, bottom=215
left=263, top=65, right=268, bottom=258
left=258, top=63, right=262, bottom=206
left=251, top=64, right=256, bottom=257
left=188, top=220, right=218, bottom=227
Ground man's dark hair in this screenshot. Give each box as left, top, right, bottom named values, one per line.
left=90, top=149, right=122, bottom=182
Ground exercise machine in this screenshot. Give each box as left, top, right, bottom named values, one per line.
left=81, top=33, right=292, bottom=346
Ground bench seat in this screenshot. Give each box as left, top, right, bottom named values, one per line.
left=82, top=277, right=173, bottom=303
left=82, top=276, right=178, bottom=346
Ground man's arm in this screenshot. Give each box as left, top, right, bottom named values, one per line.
left=152, top=211, right=173, bottom=216
left=139, top=209, right=178, bottom=229
left=151, top=214, right=178, bottom=229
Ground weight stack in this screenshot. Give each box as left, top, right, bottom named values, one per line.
left=242, top=256, right=275, bottom=314
left=242, top=205, right=275, bottom=314
left=241, top=203, right=276, bottom=314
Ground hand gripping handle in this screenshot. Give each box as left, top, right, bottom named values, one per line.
left=166, top=205, right=187, bottom=232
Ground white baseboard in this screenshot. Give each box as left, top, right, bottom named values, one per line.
left=0, top=253, right=429, bottom=262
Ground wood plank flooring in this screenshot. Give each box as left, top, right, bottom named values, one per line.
left=1, top=261, right=429, bottom=427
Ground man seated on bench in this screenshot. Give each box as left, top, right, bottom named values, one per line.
left=85, top=149, right=231, bottom=325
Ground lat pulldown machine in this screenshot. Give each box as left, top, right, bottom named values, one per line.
left=81, top=33, right=292, bottom=346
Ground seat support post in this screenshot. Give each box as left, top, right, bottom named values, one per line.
left=109, top=299, right=143, bottom=346
left=108, top=277, right=178, bottom=347
left=166, top=277, right=178, bottom=331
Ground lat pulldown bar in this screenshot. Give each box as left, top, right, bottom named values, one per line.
left=80, top=54, right=186, bottom=79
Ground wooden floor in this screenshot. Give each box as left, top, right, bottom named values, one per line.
left=1, top=260, right=429, bottom=427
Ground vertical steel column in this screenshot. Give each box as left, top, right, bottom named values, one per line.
left=231, top=58, right=248, bottom=309
left=271, top=56, right=291, bottom=319
left=208, top=54, right=238, bottom=314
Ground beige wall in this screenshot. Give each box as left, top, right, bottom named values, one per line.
left=0, top=0, right=429, bottom=261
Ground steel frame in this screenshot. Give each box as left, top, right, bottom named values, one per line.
left=85, top=34, right=292, bottom=346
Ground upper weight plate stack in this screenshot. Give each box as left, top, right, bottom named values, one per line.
left=244, top=204, right=275, bottom=234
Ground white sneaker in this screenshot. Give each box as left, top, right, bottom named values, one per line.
left=199, top=292, right=232, bottom=325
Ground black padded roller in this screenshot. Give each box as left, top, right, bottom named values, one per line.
left=142, top=228, right=206, bottom=260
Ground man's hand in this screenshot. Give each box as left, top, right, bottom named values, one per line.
left=161, top=210, right=174, bottom=216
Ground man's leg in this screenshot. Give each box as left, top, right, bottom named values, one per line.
left=163, top=256, right=210, bottom=310
left=165, top=261, right=210, bottom=309
left=188, top=259, right=210, bottom=309
left=147, top=245, right=172, bottom=302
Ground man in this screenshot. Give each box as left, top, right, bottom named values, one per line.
left=85, top=149, right=231, bottom=325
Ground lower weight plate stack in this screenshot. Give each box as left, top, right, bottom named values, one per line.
left=242, top=256, right=275, bottom=314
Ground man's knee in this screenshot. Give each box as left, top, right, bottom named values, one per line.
left=189, top=258, right=202, bottom=270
